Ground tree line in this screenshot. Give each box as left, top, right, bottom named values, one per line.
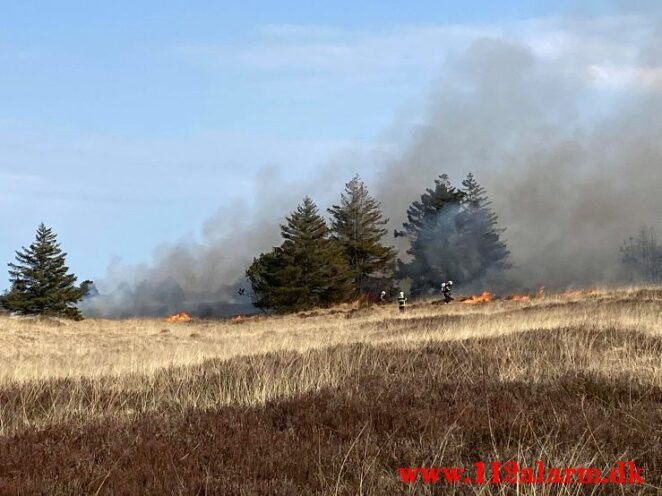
left=247, top=173, right=511, bottom=312
left=2, top=173, right=661, bottom=319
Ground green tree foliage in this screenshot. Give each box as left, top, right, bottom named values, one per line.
left=247, top=197, right=353, bottom=312
left=620, top=227, right=662, bottom=282
left=397, top=173, right=510, bottom=297
left=457, top=172, right=511, bottom=279
left=328, top=175, right=396, bottom=296
left=396, top=174, right=465, bottom=297
left=0, top=223, right=91, bottom=320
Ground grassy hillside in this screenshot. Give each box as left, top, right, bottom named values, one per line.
left=0, top=287, right=660, bottom=494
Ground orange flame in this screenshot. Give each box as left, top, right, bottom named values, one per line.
left=462, top=291, right=495, bottom=304
left=509, top=294, right=531, bottom=302
left=231, top=315, right=246, bottom=324
left=164, top=311, right=192, bottom=323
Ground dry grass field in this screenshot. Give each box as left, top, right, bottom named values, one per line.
left=0, top=286, right=660, bottom=494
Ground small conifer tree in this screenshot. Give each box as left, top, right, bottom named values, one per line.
left=328, top=175, right=396, bottom=296
left=396, top=174, right=465, bottom=296
left=397, top=173, right=510, bottom=296
left=620, top=227, right=662, bottom=282
left=247, top=197, right=353, bottom=312
left=457, top=172, right=511, bottom=279
left=1, top=223, right=91, bottom=320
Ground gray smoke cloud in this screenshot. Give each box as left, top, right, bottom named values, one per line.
left=376, top=28, right=662, bottom=290
left=84, top=12, right=662, bottom=317
left=83, top=161, right=362, bottom=317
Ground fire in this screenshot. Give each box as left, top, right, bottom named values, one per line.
left=164, top=311, right=192, bottom=323
left=506, top=286, right=545, bottom=302
left=509, top=294, right=531, bottom=302
left=452, top=286, right=599, bottom=305
left=231, top=315, right=246, bottom=324
left=462, top=291, right=495, bottom=304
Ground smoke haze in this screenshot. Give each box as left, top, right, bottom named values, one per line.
left=376, top=31, right=662, bottom=290
left=84, top=12, right=662, bottom=317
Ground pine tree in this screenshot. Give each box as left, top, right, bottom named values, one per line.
left=397, top=173, right=510, bottom=297
left=1, top=223, right=91, bottom=320
left=620, top=227, right=662, bottom=282
left=247, top=197, right=353, bottom=313
left=328, top=175, right=396, bottom=296
left=396, top=174, right=466, bottom=297
left=457, top=172, right=511, bottom=279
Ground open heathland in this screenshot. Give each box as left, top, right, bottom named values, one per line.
left=0, top=286, right=660, bottom=495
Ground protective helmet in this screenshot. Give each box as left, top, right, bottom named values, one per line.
left=448, top=280, right=453, bottom=285
left=399, top=292, right=405, bottom=298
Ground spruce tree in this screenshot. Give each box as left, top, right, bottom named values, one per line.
left=620, top=227, right=662, bottom=282
left=457, top=172, right=511, bottom=279
left=396, top=174, right=466, bottom=296
left=397, top=173, right=510, bottom=296
left=247, top=197, right=353, bottom=313
left=1, top=223, right=91, bottom=320
left=328, top=175, right=396, bottom=296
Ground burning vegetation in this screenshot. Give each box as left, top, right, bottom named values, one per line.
left=461, top=291, right=496, bottom=304
left=164, top=311, right=192, bottom=323
left=508, top=294, right=532, bottom=302
left=459, top=286, right=581, bottom=305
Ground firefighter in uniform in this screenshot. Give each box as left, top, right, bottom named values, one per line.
left=441, top=280, right=454, bottom=304
left=397, top=291, right=407, bottom=313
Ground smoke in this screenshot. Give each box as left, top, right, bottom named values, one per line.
left=83, top=162, right=361, bottom=317
left=375, top=26, right=662, bottom=289
left=85, top=12, right=662, bottom=316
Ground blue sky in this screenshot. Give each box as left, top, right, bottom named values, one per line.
left=0, top=0, right=654, bottom=288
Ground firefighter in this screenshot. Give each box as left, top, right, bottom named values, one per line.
left=441, top=280, right=454, bottom=304
left=397, top=291, right=407, bottom=313
left=380, top=290, right=387, bottom=304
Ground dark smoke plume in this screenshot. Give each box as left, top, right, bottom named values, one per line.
left=84, top=14, right=662, bottom=317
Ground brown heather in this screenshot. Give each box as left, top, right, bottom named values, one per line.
left=0, top=286, right=660, bottom=494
